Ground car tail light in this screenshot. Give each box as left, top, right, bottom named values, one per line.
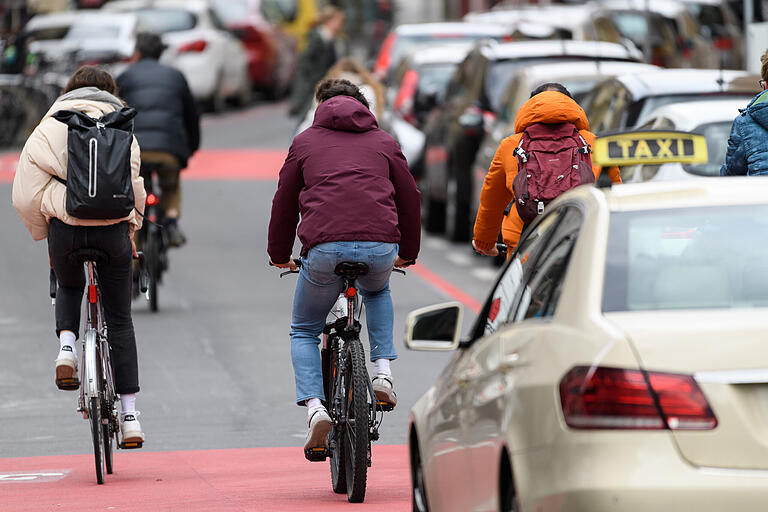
left=178, top=40, right=207, bottom=53
left=394, top=69, right=419, bottom=125
left=373, top=32, right=396, bottom=79
left=559, top=366, right=717, bottom=430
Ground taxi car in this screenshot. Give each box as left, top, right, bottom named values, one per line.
left=406, top=163, right=768, bottom=510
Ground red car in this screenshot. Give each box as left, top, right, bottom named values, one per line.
left=212, top=0, right=296, bottom=98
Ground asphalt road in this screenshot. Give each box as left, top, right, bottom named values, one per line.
left=0, top=100, right=499, bottom=460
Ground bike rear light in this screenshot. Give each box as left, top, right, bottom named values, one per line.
left=178, top=40, right=207, bottom=53
left=559, top=366, right=717, bottom=430
left=88, top=284, right=98, bottom=304
left=146, top=193, right=159, bottom=206
left=345, top=287, right=357, bottom=298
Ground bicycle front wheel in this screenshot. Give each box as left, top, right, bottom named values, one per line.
left=343, top=338, right=370, bottom=503
left=89, top=396, right=105, bottom=484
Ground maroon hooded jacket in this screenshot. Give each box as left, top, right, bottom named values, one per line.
left=268, top=95, right=421, bottom=263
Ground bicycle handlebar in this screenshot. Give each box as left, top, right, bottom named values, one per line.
left=270, top=258, right=410, bottom=278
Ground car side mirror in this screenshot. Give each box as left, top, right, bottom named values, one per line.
left=405, top=302, right=464, bottom=351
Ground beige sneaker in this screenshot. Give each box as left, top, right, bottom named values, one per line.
left=304, top=407, right=332, bottom=461
left=373, top=373, right=397, bottom=410
left=55, top=346, right=79, bottom=390
left=120, top=414, right=145, bottom=449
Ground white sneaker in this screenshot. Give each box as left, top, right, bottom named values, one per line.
left=372, top=372, right=397, bottom=409
left=120, top=413, right=145, bottom=448
left=304, top=407, right=332, bottom=460
left=55, top=346, right=79, bottom=390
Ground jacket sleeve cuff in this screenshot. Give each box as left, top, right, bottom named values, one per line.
left=473, top=239, right=495, bottom=252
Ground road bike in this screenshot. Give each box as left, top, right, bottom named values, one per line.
left=280, top=259, right=404, bottom=503
left=50, top=251, right=148, bottom=484
left=135, top=164, right=169, bottom=312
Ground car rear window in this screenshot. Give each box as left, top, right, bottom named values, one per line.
left=392, top=33, right=504, bottom=72
left=683, top=121, right=732, bottom=176
left=631, top=93, right=751, bottom=127
left=25, top=26, right=70, bottom=41
left=66, top=23, right=123, bottom=41
left=604, top=206, right=768, bottom=311
left=135, top=9, right=196, bottom=33
left=417, top=63, right=456, bottom=99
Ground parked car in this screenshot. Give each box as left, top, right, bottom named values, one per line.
left=61, top=12, right=139, bottom=76
left=407, top=178, right=768, bottom=512
left=621, top=98, right=744, bottom=181
left=104, top=0, right=251, bottom=110
left=372, top=22, right=516, bottom=83
left=19, top=11, right=79, bottom=66
left=679, top=0, right=744, bottom=69
left=420, top=39, right=642, bottom=242
left=582, top=0, right=716, bottom=68
left=583, top=68, right=758, bottom=134
left=210, top=0, right=296, bottom=98
left=464, top=3, right=599, bottom=40
left=469, top=59, right=660, bottom=230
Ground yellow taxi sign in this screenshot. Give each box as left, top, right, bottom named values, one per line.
left=593, top=130, right=708, bottom=167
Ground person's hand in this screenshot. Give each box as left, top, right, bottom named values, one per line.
left=394, top=256, right=415, bottom=268
left=270, top=258, right=297, bottom=270
left=130, top=231, right=138, bottom=258
left=472, top=239, right=498, bottom=257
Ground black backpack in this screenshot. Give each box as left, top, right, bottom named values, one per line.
left=52, top=107, right=137, bottom=220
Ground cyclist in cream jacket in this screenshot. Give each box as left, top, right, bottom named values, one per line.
left=12, top=66, right=147, bottom=446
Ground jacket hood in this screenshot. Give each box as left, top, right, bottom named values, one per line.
left=312, top=95, right=378, bottom=132
left=745, top=90, right=768, bottom=131
left=43, top=86, right=124, bottom=120
left=513, top=91, right=590, bottom=134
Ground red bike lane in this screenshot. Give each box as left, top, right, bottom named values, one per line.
left=0, top=445, right=410, bottom=511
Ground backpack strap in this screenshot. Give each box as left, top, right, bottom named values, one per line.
left=52, top=175, right=67, bottom=186
left=512, top=136, right=528, bottom=163
left=577, top=134, right=591, bottom=154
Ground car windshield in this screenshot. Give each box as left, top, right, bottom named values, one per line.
left=134, top=9, right=196, bottom=33
left=604, top=206, right=768, bottom=311
left=212, top=0, right=253, bottom=24
left=25, top=26, right=70, bottom=41
left=683, top=121, right=732, bottom=176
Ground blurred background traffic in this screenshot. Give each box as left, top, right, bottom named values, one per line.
left=1, top=0, right=766, bottom=246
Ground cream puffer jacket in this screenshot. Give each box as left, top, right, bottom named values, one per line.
left=12, top=87, right=145, bottom=241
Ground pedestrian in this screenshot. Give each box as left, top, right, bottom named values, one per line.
left=721, top=49, right=768, bottom=176
left=288, top=5, right=345, bottom=119
left=472, top=83, right=622, bottom=257
left=116, top=32, right=200, bottom=247
left=12, top=65, right=146, bottom=446
left=268, top=79, right=420, bottom=458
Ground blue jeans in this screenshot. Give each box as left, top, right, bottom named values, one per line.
left=290, top=241, right=398, bottom=404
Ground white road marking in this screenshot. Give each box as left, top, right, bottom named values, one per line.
left=424, top=237, right=449, bottom=250
left=471, top=267, right=499, bottom=282
left=445, top=252, right=474, bottom=267
left=0, top=471, right=68, bottom=483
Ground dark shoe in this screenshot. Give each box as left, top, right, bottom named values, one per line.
left=164, top=220, right=187, bottom=248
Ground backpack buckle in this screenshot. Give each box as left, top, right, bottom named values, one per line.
left=537, top=202, right=545, bottom=215
left=513, top=147, right=528, bottom=163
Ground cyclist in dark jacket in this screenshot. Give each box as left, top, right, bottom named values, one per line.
left=268, top=79, right=420, bottom=458
left=117, top=32, right=200, bottom=246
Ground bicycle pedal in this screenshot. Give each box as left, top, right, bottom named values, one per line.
left=304, top=447, right=328, bottom=462
left=56, top=377, right=80, bottom=391
left=120, top=440, right=143, bottom=449
left=376, top=401, right=395, bottom=412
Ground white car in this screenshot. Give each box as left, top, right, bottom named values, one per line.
left=104, top=0, right=251, bottom=109
left=20, top=11, right=79, bottom=65
left=61, top=12, right=139, bottom=77
left=624, top=98, right=747, bottom=181
left=406, top=178, right=768, bottom=511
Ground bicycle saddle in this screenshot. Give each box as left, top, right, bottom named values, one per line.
left=334, top=261, right=369, bottom=279
left=68, top=248, right=110, bottom=265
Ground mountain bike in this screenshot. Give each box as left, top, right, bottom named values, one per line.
left=279, top=259, right=405, bottom=503
left=50, top=251, right=148, bottom=484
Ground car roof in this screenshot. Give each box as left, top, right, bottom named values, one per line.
left=67, top=11, right=138, bottom=27
left=604, top=178, right=768, bottom=211
left=610, top=69, right=756, bottom=97
left=591, top=0, right=688, bottom=17
left=465, top=4, right=596, bottom=29
left=404, top=42, right=476, bottom=66
left=641, top=98, right=745, bottom=130
left=478, top=39, right=642, bottom=61
left=24, top=11, right=80, bottom=30
left=104, top=0, right=204, bottom=11
left=394, top=22, right=513, bottom=37
left=517, top=60, right=660, bottom=84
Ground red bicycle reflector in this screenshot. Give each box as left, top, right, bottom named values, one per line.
left=559, top=366, right=716, bottom=430
left=88, top=284, right=98, bottom=304
left=146, top=193, right=159, bottom=206
left=345, top=287, right=357, bottom=298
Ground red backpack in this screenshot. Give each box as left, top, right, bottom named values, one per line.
left=511, top=123, right=594, bottom=224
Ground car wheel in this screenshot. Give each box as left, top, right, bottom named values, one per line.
left=410, top=436, right=429, bottom=512
left=499, top=452, right=520, bottom=512
left=445, top=175, right=471, bottom=242
left=424, top=195, right=446, bottom=234
left=237, top=76, right=253, bottom=107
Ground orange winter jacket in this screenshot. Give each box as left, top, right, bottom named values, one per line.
left=473, top=91, right=621, bottom=253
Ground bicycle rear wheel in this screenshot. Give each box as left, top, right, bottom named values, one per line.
left=327, top=343, right=347, bottom=494
left=145, top=231, right=160, bottom=312
left=101, top=343, right=115, bottom=475
left=89, top=396, right=105, bottom=484
left=343, top=338, right=370, bottom=503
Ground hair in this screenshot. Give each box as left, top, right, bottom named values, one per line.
left=135, top=32, right=166, bottom=60
left=315, top=78, right=370, bottom=109
left=63, top=65, right=118, bottom=95
left=530, top=82, right=573, bottom=99
left=316, top=5, right=343, bottom=26
left=761, top=49, right=768, bottom=82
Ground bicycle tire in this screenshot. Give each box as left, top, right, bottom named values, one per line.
left=328, top=342, right=347, bottom=494
left=343, top=338, right=369, bottom=503
left=101, top=342, right=114, bottom=475
left=89, top=396, right=105, bottom=484
left=145, top=232, right=160, bottom=312
left=103, top=396, right=114, bottom=475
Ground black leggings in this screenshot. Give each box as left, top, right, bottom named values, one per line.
left=48, top=219, right=139, bottom=395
